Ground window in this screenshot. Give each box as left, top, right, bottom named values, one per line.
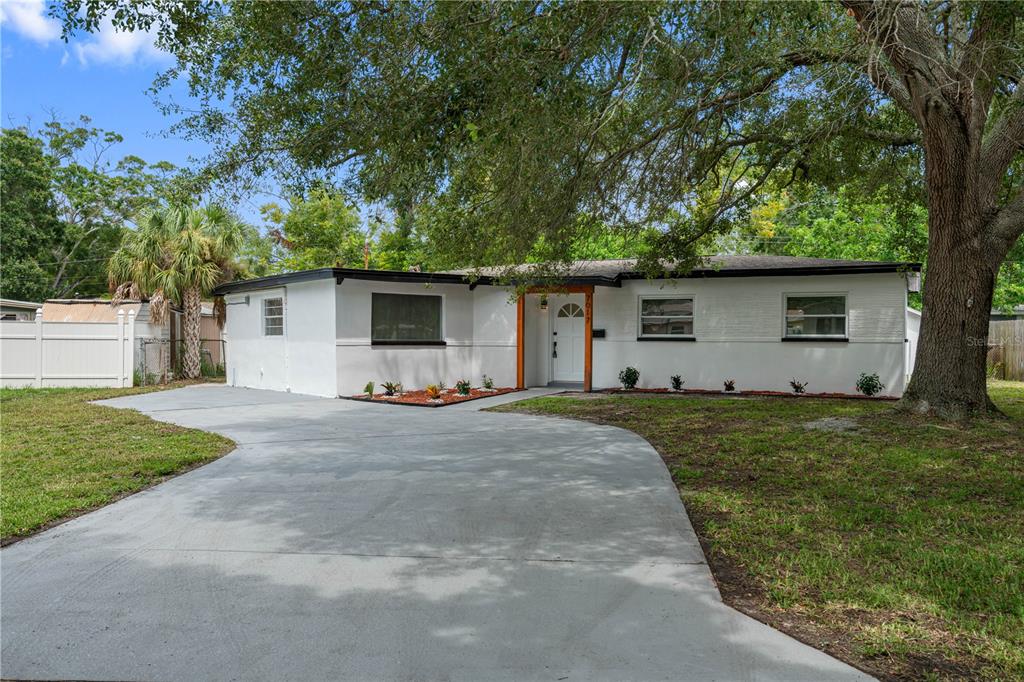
left=558, top=303, right=583, bottom=318
left=784, top=295, right=847, bottom=338
left=371, top=293, right=443, bottom=343
left=263, top=297, right=284, bottom=336
left=638, top=297, right=694, bottom=337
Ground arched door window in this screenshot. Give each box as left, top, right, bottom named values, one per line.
left=557, top=303, right=583, bottom=318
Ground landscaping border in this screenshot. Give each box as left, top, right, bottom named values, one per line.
left=602, top=387, right=898, bottom=401
left=340, top=387, right=522, bottom=408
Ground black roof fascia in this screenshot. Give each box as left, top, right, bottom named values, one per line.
left=333, top=268, right=492, bottom=287
left=617, top=262, right=921, bottom=281
left=213, top=268, right=337, bottom=295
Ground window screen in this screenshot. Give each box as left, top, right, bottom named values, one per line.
left=785, top=295, right=847, bottom=337
left=371, top=293, right=442, bottom=342
left=263, top=297, right=284, bottom=336
left=639, top=297, right=694, bottom=337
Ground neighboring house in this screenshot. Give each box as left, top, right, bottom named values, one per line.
left=41, top=299, right=224, bottom=377
left=0, top=299, right=41, bottom=321
left=213, top=255, right=921, bottom=398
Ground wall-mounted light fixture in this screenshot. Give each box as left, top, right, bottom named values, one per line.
left=539, top=294, right=548, bottom=311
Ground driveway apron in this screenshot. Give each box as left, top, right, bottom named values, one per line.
left=1, top=385, right=869, bottom=681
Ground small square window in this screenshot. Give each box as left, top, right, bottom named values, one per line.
left=263, top=297, right=284, bottom=336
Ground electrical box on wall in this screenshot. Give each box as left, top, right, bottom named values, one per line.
left=592, top=329, right=606, bottom=338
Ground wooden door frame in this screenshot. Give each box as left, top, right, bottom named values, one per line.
left=517, top=285, right=593, bottom=391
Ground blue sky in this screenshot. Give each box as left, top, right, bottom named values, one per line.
left=0, top=0, right=275, bottom=222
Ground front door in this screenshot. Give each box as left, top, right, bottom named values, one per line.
left=552, top=300, right=585, bottom=382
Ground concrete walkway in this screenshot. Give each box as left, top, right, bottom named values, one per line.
left=1, top=385, right=868, bottom=681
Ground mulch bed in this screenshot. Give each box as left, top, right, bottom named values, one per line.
left=603, top=387, right=898, bottom=401
left=348, top=387, right=520, bottom=407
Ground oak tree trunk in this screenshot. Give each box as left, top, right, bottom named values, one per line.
left=901, top=123, right=1001, bottom=418
left=181, top=286, right=203, bottom=380
left=902, top=234, right=997, bottom=418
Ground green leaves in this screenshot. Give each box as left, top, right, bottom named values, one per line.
left=108, top=204, right=244, bottom=304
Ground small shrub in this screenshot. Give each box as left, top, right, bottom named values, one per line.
left=425, top=384, right=443, bottom=400
left=855, top=372, right=885, bottom=397
left=438, top=380, right=448, bottom=392
left=670, top=374, right=684, bottom=391
left=723, top=378, right=736, bottom=392
left=200, top=356, right=224, bottom=378
left=363, top=381, right=375, bottom=398
left=381, top=381, right=402, bottom=396
left=482, top=374, right=495, bottom=390
left=455, top=379, right=471, bottom=395
left=133, top=369, right=143, bottom=387
left=789, top=379, right=808, bottom=394
left=619, top=366, right=640, bottom=390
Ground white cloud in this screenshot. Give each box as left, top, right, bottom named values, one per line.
left=72, top=17, right=169, bottom=67
left=0, top=0, right=61, bottom=44
left=0, top=0, right=169, bottom=67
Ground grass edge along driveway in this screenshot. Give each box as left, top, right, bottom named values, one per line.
left=1, top=384, right=234, bottom=543
left=494, top=380, right=1024, bottom=681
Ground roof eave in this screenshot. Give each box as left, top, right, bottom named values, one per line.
left=618, top=262, right=921, bottom=280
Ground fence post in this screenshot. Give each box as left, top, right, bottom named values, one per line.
left=126, top=310, right=136, bottom=388
left=34, top=309, right=43, bottom=388
left=117, top=310, right=126, bottom=388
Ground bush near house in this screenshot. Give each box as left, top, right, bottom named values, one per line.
left=0, top=384, right=233, bottom=542
left=494, top=381, right=1024, bottom=680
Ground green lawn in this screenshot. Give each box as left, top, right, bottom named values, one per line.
left=495, top=382, right=1024, bottom=680
left=1, top=385, right=233, bottom=542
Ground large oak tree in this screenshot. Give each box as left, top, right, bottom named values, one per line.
left=55, top=0, right=1023, bottom=416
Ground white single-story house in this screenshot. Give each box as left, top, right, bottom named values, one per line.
left=212, top=256, right=922, bottom=398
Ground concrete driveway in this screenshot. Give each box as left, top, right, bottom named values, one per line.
left=1, top=385, right=867, bottom=681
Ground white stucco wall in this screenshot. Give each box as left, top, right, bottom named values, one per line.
left=223, top=279, right=337, bottom=397
left=334, top=279, right=517, bottom=395
left=584, top=273, right=909, bottom=396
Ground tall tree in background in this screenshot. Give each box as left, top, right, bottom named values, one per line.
left=108, top=205, right=242, bottom=379
left=0, top=129, right=65, bottom=302
left=43, top=117, right=182, bottom=296
left=260, top=191, right=368, bottom=271
left=0, top=117, right=181, bottom=299
left=55, top=1, right=1023, bottom=416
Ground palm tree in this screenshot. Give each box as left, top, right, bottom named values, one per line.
left=109, top=205, right=242, bottom=379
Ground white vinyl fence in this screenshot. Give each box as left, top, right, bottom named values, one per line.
left=0, top=310, right=136, bottom=388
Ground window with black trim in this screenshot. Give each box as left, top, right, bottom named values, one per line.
left=638, top=297, right=694, bottom=337
left=784, top=294, right=847, bottom=338
left=262, top=297, right=284, bottom=336
left=371, top=293, right=442, bottom=343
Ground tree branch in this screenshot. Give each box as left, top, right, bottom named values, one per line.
left=958, top=1, right=1018, bottom=118
left=987, top=185, right=1024, bottom=262
left=980, top=86, right=1024, bottom=201
left=843, top=0, right=959, bottom=114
